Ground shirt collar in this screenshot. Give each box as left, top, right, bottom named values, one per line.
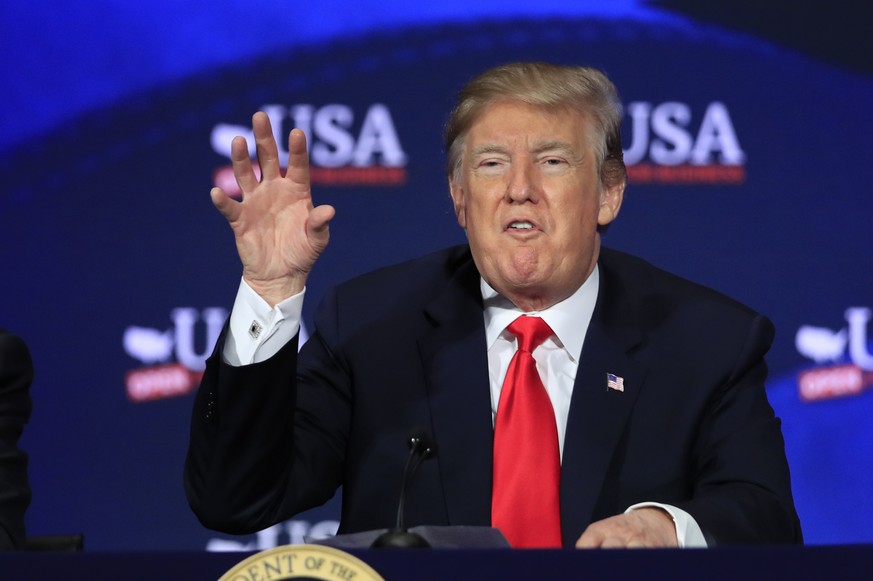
left=482, top=264, right=600, bottom=362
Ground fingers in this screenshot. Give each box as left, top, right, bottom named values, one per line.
left=286, top=128, right=311, bottom=187
left=575, top=528, right=602, bottom=549
left=253, top=111, right=281, bottom=180
left=218, top=111, right=318, bottom=233
left=575, top=511, right=678, bottom=549
left=230, top=112, right=310, bottom=198
left=576, top=524, right=615, bottom=548
left=231, top=135, right=258, bottom=193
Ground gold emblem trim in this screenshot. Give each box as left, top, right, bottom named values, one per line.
left=218, top=544, right=386, bottom=581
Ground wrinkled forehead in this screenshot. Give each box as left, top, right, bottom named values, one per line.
left=461, top=100, right=595, bottom=153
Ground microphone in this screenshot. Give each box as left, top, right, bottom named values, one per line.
left=371, top=431, right=436, bottom=549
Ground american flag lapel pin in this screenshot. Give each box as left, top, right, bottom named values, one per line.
left=606, top=372, right=625, bottom=393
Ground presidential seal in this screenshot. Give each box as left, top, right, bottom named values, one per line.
left=219, top=544, right=385, bottom=581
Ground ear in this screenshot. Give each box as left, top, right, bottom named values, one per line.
left=449, top=176, right=467, bottom=229
left=597, top=180, right=625, bottom=227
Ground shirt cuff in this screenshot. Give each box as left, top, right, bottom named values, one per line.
left=223, top=278, right=304, bottom=366
left=624, top=502, right=708, bottom=548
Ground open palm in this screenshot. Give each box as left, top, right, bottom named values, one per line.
left=210, top=112, right=335, bottom=306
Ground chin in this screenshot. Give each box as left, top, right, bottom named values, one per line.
left=501, top=274, right=552, bottom=299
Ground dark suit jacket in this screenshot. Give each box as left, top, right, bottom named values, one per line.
left=185, top=245, right=802, bottom=546
left=0, top=329, right=33, bottom=550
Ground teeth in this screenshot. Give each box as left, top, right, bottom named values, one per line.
left=510, top=221, right=534, bottom=229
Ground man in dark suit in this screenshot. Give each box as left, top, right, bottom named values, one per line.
left=185, top=62, right=801, bottom=548
left=0, top=329, right=33, bottom=550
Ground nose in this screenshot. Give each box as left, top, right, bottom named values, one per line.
left=506, top=161, right=539, bottom=203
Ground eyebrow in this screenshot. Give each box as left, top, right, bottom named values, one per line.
left=470, top=144, right=511, bottom=157
left=532, top=140, right=577, bottom=155
left=470, top=140, right=582, bottom=158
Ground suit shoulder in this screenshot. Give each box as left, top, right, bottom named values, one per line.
left=597, top=248, right=774, bottom=362
left=598, top=247, right=764, bottom=321
left=332, top=245, right=473, bottom=302
left=310, top=245, right=477, bottom=349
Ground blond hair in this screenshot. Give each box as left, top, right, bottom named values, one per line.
left=444, top=62, right=626, bottom=188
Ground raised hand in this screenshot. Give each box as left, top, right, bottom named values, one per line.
left=211, top=112, right=335, bottom=306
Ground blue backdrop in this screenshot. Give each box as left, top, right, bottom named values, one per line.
left=2, top=1, right=872, bottom=550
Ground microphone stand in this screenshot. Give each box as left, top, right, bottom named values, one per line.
left=371, top=435, right=434, bottom=549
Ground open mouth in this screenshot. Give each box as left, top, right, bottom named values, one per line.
left=507, top=220, right=537, bottom=231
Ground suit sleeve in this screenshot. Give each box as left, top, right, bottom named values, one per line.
left=0, top=331, right=33, bottom=550
left=674, top=314, right=803, bottom=545
left=184, top=292, right=352, bottom=535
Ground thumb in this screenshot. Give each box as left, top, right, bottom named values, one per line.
left=307, top=204, right=336, bottom=246
left=210, top=187, right=241, bottom=223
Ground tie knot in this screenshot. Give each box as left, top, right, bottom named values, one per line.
left=507, top=316, right=554, bottom=354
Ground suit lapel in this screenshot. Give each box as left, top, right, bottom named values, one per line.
left=560, top=253, right=649, bottom=544
left=415, top=247, right=653, bottom=537
left=418, top=254, right=494, bottom=526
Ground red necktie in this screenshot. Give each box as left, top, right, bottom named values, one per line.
left=492, top=315, right=562, bottom=548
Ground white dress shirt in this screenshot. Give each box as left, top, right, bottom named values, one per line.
left=482, top=267, right=598, bottom=459
left=222, top=269, right=707, bottom=547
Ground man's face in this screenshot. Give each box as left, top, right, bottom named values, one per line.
left=449, top=100, right=624, bottom=311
